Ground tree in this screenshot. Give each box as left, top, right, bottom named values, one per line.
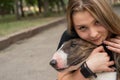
left=20, top=0, right=24, bottom=17
left=37, top=0, right=43, bottom=13
left=43, top=0, right=50, bottom=16
left=14, top=0, right=24, bottom=19
left=25, top=0, right=38, bottom=15
left=25, top=0, right=37, bottom=6
left=59, top=0, right=66, bottom=12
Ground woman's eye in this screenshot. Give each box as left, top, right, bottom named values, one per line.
left=79, top=26, right=87, bottom=31
left=95, top=21, right=101, bottom=25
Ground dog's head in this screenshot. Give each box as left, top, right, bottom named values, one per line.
left=50, top=39, right=96, bottom=72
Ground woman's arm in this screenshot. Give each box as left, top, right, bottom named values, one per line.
left=58, top=69, right=90, bottom=80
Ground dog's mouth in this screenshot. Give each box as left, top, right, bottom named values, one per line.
left=56, top=68, right=66, bottom=72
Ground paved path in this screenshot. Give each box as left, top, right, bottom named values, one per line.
left=0, top=22, right=66, bottom=80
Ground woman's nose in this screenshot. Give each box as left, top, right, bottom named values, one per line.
left=90, top=28, right=99, bottom=38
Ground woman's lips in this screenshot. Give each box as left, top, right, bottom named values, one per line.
left=91, top=37, right=101, bottom=42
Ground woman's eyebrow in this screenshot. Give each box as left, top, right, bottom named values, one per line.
left=75, top=24, right=87, bottom=27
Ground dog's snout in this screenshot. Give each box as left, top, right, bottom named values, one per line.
left=50, top=59, right=57, bottom=67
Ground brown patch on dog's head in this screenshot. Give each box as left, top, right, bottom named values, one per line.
left=61, top=39, right=97, bottom=66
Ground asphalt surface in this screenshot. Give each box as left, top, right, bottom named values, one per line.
left=0, top=22, right=66, bottom=80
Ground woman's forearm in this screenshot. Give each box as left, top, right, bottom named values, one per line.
left=58, top=69, right=90, bottom=80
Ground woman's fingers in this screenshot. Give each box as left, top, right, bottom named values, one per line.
left=109, top=36, right=120, bottom=44
left=103, top=61, right=115, bottom=72
left=104, top=40, right=120, bottom=49
left=103, top=36, right=120, bottom=54
left=92, top=46, right=105, bottom=53
left=104, top=67, right=115, bottom=72
left=107, top=61, right=114, bottom=66
left=116, top=36, right=120, bottom=39
left=106, top=46, right=120, bottom=53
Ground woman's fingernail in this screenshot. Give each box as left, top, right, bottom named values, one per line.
left=106, top=46, right=109, bottom=49
left=103, top=41, right=106, bottom=43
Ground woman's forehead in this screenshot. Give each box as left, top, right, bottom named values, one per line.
left=72, top=11, right=95, bottom=26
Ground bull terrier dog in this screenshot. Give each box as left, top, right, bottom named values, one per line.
left=50, top=39, right=117, bottom=80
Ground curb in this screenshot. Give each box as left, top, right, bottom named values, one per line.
left=0, top=17, right=65, bottom=50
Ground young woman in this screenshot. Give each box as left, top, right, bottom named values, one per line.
left=57, top=0, right=120, bottom=80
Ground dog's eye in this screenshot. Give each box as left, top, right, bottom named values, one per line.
left=71, top=41, right=77, bottom=47
left=71, top=44, right=76, bottom=47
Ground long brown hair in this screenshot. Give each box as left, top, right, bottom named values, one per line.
left=67, top=0, right=120, bottom=34
left=66, top=0, right=120, bottom=78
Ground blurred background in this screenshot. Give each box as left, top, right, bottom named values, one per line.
left=0, top=0, right=68, bottom=37
left=0, top=0, right=120, bottom=37
left=0, top=0, right=119, bottom=80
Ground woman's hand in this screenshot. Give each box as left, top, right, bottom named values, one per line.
left=86, top=46, right=115, bottom=73
left=103, top=36, right=120, bottom=54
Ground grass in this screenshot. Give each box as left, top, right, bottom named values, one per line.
left=112, top=2, right=120, bottom=7
left=0, top=12, right=65, bottom=37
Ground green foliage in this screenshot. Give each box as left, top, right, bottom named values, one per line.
left=49, top=0, right=58, bottom=7
left=25, top=0, right=37, bottom=6
left=113, top=3, right=120, bottom=7
left=64, top=0, right=68, bottom=5
left=0, top=0, right=67, bottom=18
left=0, top=0, right=14, bottom=14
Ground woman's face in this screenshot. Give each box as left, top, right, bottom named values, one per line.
left=72, top=11, right=109, bottom=45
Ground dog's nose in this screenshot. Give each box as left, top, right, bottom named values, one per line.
left=50, top=59, right=57, bottom=67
